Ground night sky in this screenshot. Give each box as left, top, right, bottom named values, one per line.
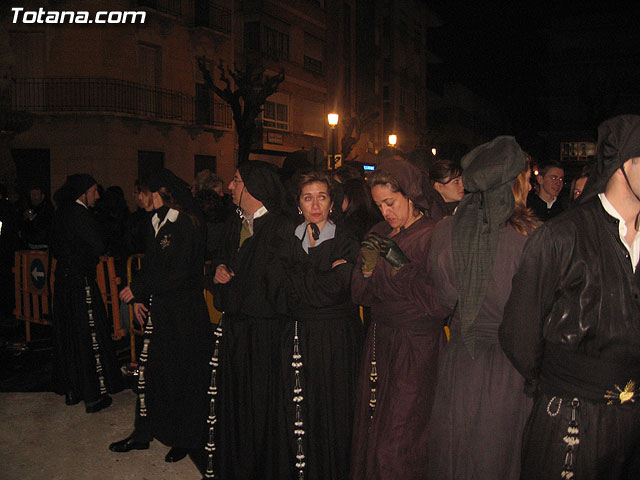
left=428, top=2, right=640, bottom=149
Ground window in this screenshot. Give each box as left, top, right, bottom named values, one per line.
left=263, top=94, right=289, bottom=131
left=304, top=32, right=323, bottom=75
left=138, top=151, right=164, bottom=183
left=244, top=21, right=260, bottom=51
left=196, top=83, right=215, bottom=124
left=264, top=26, right=289, bottom=60
left=195, top=155, right=217, bottom=175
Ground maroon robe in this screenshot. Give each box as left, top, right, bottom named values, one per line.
left=350, top=216, right=446, bottom=480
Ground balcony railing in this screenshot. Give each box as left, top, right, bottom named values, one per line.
left=192, top=1, right=232, bottom=35
left=11, top=78, right=232, bottom=129
left=136, top=0, right=182, bottom=17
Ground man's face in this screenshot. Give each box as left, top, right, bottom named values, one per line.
left=228, top=170, right=244, bottom=207
left=538, top=167, right=564, bottom=198
left=29, top=188, right=45, bottom=206
left=85, top=184, right=100, bottom=207
left=626, top=157, right=640, bottom=196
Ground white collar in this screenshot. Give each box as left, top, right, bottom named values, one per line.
left=152, top=208, right=179, bottom=237
left=75, top=199, right=88, bottom=209
left=253, top=205, right=268, bottom=220
left=599, top=193, right=640, bottom=271
left=295, top=220, right=336, bottom=253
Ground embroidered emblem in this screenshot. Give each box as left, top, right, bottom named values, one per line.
left=160, top=234, right=172, bottom=249
left=604, top=380, right=636, bottom=405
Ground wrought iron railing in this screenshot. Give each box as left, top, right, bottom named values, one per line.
left=192, top=1, right=232, bottom=35
left=11, top=78, right=232, bottom=129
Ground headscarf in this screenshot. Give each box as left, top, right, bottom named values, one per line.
left=452, top=136, right=525, bottom=357
left=375, top=157, right=429, bottom=211
left=237, top=160, right=286, bottom=213
left=580, top=114, right=640, bottom=203
left=53, top=173, right=97, bottom=207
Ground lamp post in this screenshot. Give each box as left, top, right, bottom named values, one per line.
left=388, top=134, right=397, bottom=147
left=328, top=113, right=339, bottom=169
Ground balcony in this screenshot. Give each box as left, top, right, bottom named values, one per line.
left=192, top=0, right=232, bottom=35
left=11, top=78, right=232, bottom=129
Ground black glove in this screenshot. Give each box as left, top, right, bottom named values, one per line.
left=376, top=237, right=411, bottom=275
left=360, top=232, right=387, bottom=276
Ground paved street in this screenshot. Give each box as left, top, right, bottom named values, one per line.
left=0, top=390, right=203, bottom=480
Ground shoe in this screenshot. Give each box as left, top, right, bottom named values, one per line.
left=85, top=395, right=112, bottom=413
left=165, top=447, right=189, bottom=463
left=65, top=391, right=80, bottom=406
left=109, top=436, right=150, bottom=453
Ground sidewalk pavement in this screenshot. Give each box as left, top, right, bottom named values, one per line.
left=0, top=389, right=202, bottom=480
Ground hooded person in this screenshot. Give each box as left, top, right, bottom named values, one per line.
left=50, top=173, right=123, bottom=413
left=501, top=114, right=640, bottom=479
left=110, top=167, right=213, bottom=468
left=349, top=157, right=448, bottom=480
left=202, top=161, right=293, bottom=480
left=427, top=136, right=539, bottom=480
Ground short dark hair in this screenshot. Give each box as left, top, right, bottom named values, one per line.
left=540, top=160, right=564, bottom=177
left=428, top=158, right=462, bottom=185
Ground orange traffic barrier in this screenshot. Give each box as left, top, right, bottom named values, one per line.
left=13, top=250, right=125, bottom=342
left=125, top=256, right=222, bottom=363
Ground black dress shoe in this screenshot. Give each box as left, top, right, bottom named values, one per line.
left=109, top=436, right=150, bottom=452
left=85, top=395, right=112, bottom=413
left=165, top=447, right=189, bottom=463
left=65, top=391, right=80, bottom=406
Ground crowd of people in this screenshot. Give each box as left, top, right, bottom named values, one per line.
left=1, top=114, right=639, bottom=479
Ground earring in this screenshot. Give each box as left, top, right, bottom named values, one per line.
left=329, top=207, right=333, bottom=214
left=298, top=207, right=302, bottom=215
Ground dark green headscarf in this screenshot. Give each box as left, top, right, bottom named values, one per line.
left=452, top=136, right=525, bottom=356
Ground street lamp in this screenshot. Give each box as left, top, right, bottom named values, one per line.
left=388, top=134, right=397, bottom=147
left=431, top=147, right=437, bottom=156
left=328, top=113, right=339, bottom=169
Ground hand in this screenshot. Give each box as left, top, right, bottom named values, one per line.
left=133, top=302, right=148, bottom=325
left=332, top=259, right=347, bottom=269
left=360, top=232, right=386, bottom=276
left=214, top=264, right=235, bottom=284
left=119, top=286, right=134, bottom=303
left=378, top=237, right=411, bottom=274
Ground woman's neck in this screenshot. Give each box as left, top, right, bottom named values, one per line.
left=306, top=218, right=328, bottom=246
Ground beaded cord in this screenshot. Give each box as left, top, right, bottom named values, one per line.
left=203, top=316, right=224, bottom=480
left=292, top=321, right=305, bottom=480
left=560, top=398, right=580, bottom=479
left=369, top=323, right=378, bottom=419
left=137, top=295, right=154, bottom=417
left=84, top=279, right=107, bottom=396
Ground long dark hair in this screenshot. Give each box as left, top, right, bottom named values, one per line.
left=158, top=186, right=201, bottom=227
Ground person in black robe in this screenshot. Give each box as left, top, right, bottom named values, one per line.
left=203, top=161, right=291, bottom=480
left=500, top=114, right=640, bottom=479
left=271, top=170, right=363, bottom=480
left=109, top=169, right=212, bottom=468
left=50, top=174, right=123, bottom=412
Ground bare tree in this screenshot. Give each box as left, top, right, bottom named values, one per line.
left=197, top=58, right=284, bottom=165
left=340, top=110, right=379, bottom=160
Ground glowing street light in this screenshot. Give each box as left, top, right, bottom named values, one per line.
left=388, top=134, right=397, bottom=146
left=328, top=113, right=339, bottom=169
left=431, top=147, right=437, bottom=156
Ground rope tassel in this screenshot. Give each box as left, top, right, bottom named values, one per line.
left=292, top=321, right=306, bottom=479
left=203, top=317, right=224, bottom=479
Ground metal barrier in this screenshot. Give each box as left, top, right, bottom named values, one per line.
left=13, top=251, right=126, bottom=342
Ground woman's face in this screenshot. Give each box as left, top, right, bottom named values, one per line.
left=434, top=175, right=464, bottom=203
left=152, top=191, right=163, bottom=209
left=299, top=181, right=332, bottom=226
left=371, top=184, right=412, bottom=229
left=572, top=176, right=588, bottom=200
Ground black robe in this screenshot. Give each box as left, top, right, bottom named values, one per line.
left=210, top=210, right=293, bottom=480
left=51, top=202, right=123, bottom=403
left=500, top=198, right=640, bottom=479
left=129, top=210, right=212, bottom=448
left=272, top=222, right=363, bottom=480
